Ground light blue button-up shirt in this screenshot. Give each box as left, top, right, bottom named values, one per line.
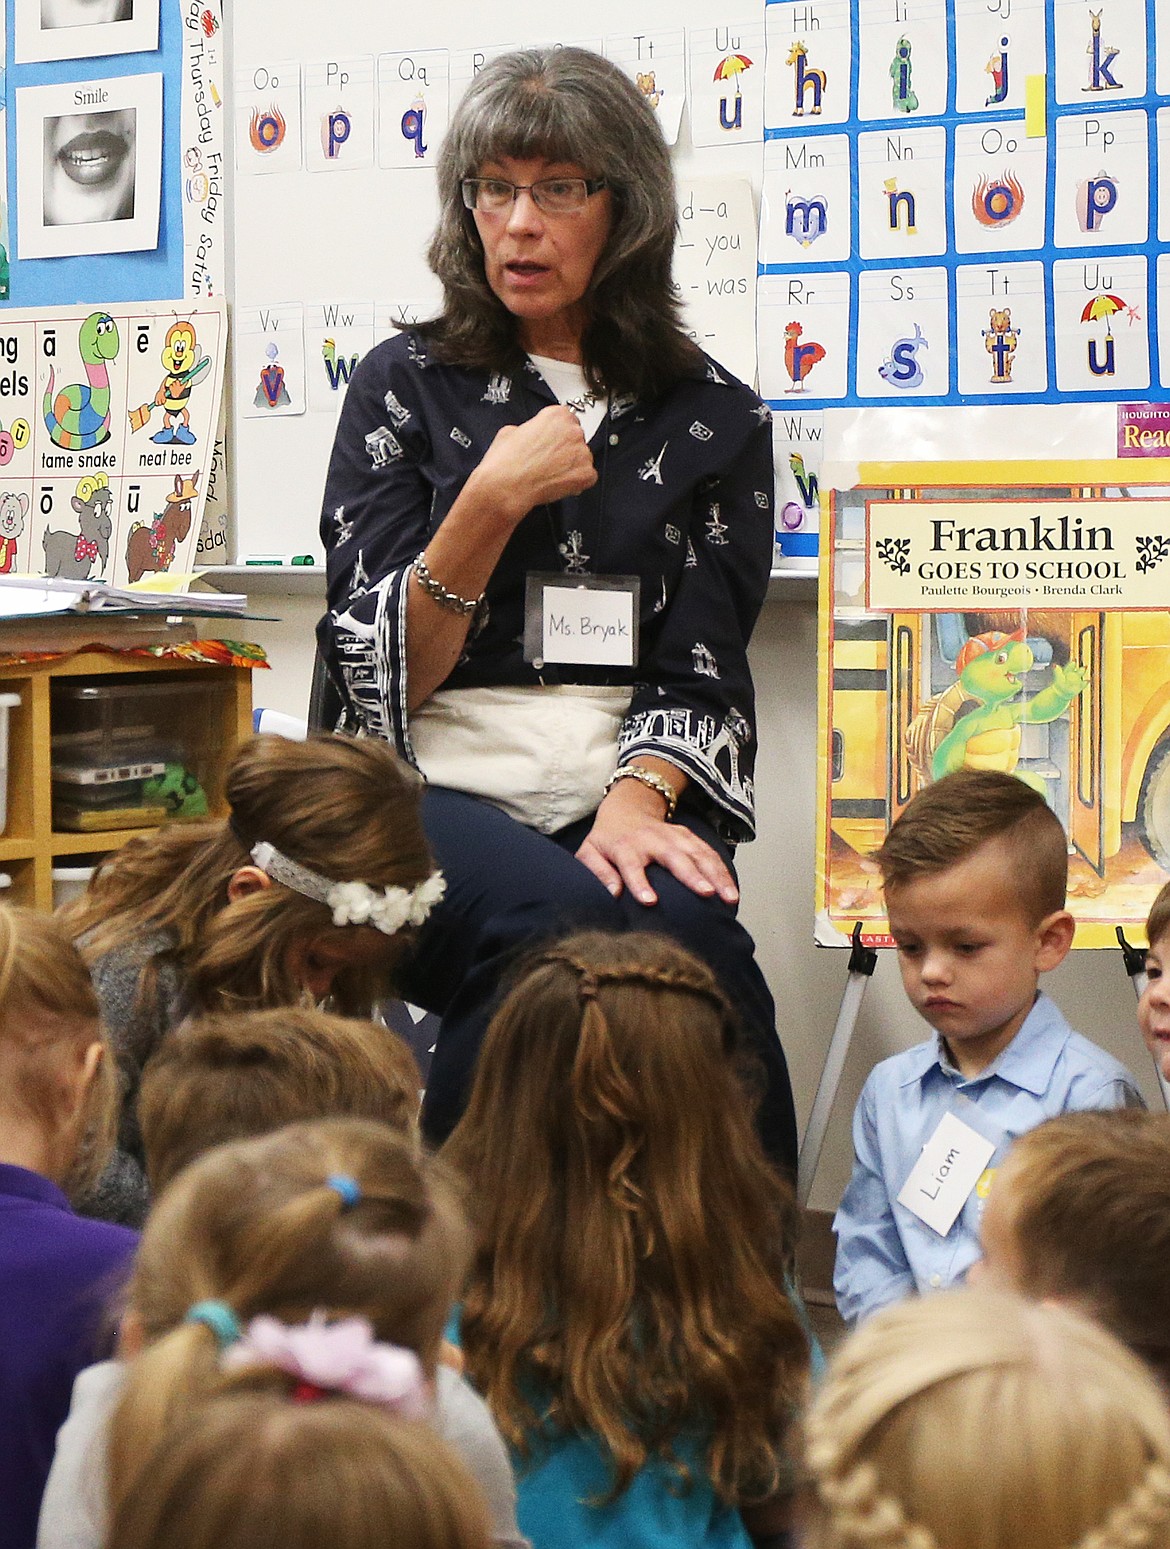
left=832, top=992, right=1145, bottom=1325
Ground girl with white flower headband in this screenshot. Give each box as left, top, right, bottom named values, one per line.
left=105, top=1392, right=491, bottom=1549
left=61, top=733, right=443, bottom=1226
left=38, top=1118, right=529, bottom=1549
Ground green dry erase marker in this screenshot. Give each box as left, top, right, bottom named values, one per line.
left=239, top=554, right=317, bottom=566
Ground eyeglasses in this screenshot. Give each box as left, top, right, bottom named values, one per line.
left=461, top=176, right=607, bottom=215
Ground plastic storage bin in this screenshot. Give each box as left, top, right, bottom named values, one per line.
left=51, top=865, right=96, bottom=907
left=51, top=678, right=217, bottom=832
left=0, top=693, right=20, bottom=836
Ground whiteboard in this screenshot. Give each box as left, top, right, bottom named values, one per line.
left=228, top=2, right=769, bottom=560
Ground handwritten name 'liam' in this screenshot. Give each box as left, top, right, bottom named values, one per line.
left=918, top=1146, right=961, bottom=1201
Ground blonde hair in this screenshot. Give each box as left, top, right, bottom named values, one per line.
left=105, top=1394, right=491, bottom=1549
left=445, top=930, right=807, bottom=1504
left=0, top=903, right=116, bottom=1198
left=801, top=1288, right=1170, bottom=1549
left=875, top=769, right=1068, bottom=923
left=139, top=1008, right=421, bottom=1192
left=64, top=734, right=433, bottom=1015
left=108, top=1119, right=469, bottom=1515
left=992, top=1111, right=1170, bottom=1388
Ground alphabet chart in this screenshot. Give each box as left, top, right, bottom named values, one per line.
left=228, top=1, right=770, bottom=561
left=0, top=299, right=225, bottom=588
left=761, top=0, right=1169, bottom=408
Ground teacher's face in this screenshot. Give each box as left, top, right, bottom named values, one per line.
left=473, top=155, right=612, bottom=362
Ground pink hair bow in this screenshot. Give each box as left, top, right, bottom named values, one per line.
left=222, top=1313, right=430, bottom=1418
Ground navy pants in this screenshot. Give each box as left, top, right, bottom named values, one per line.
left=400, top=786, right=799, bottom=1176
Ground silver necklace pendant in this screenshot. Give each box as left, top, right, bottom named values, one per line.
left=559, top=529, right=590, bottom=574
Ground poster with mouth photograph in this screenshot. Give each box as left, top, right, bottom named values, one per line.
left=14, top=0, right=159, bottom=65
left=15, top=73, right=162, bottom=259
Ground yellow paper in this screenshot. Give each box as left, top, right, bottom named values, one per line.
left=1025, top=75, right=1046, bottom=138
left=125, top=571, right=203, bottom=594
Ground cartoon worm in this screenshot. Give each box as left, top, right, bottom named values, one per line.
left=43, top=311, right=121, bottom=451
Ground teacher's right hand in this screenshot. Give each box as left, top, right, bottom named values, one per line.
left=472, top=405, right=599, bottom=526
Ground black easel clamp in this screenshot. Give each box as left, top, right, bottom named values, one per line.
left=1116, top=925, right=1147, bottom=980
left=849, top=919, right=879, bottom=977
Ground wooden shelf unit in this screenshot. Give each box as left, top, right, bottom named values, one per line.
left=0, top=650, right=253, bottom=910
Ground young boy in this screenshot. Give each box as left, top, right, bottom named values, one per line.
left=1139, top=879, right=1170, bottom=1084
left=976, top=1109, right=1170, bottom=1390
left=833, top=768, right=1144, bottom=1325
left=138, top=1005, right=421, bottom=1191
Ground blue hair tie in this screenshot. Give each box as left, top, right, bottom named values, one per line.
left=185, top=1299, right=242, bottom=1350
left=326, top=1173, right=362, bottom=1210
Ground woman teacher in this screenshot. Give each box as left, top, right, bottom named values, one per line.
left=318, top=47, right=797, bottom=1172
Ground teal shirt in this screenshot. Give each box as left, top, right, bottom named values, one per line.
left=446, top=1289, right=823, bottom=1549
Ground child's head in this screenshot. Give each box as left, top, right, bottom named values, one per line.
left=139, top=1008, right=422, bottom=1193
left=108, top=1118, right=468, bottom=1513
left=977, top=1110, right=1170, bottom=1389
left=67, top=734, right=440, bottom=1015
left=445, top=929, right=807, bottom=1502
left=874, top=770, right=1074, bottom=1071
left=0, top=903, right=115, bottom=1196
left=801, top=1287, right=1170, bottom=1549
left=106, top=1394, right=490, bottom=1549
left=1140, top=880, right=1170, bottom=1081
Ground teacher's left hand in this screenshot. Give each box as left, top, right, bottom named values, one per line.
left=576, top=778, right=740, bottom=907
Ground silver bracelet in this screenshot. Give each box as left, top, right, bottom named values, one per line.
left=411, top=553, right=484, bottom=617
left=603, top=765, right=678, bottom=821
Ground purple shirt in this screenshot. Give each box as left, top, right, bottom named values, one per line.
left=0, top=1162, right=136, bottom=1549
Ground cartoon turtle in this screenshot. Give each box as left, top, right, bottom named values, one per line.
left=906, top=628, right=1090, bottom=793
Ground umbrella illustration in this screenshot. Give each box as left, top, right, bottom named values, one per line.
left=1080, top=293, right=1126, bottom=337
left=713, top=53, right=754, bottom=92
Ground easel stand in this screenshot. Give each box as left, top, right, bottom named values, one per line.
left=1116, top=928, right=1170, bottom=1111
left=797, top=922, right=878, bottom=1207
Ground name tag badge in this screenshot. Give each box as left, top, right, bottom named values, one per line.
left=896, top=1111, right=997, bottom=1238
left=523, top=572, right=639, bottom=669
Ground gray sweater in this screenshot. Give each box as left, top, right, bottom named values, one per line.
left=37, top=1359, right=530, bottom=1549
left=75, top=931, right=188, bottom=1229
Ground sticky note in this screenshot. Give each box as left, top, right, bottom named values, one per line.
left=1025, top=75, right=1046, bottom=138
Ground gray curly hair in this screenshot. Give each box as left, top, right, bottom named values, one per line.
left=420, top=47, right=700, bottom=399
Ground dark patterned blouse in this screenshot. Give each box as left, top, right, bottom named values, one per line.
left=317, top=330, right=775, bottom=842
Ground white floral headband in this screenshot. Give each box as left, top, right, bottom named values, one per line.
left=221, top=1313, right=431, bottom=1417
left=248, top=840, right=446, bottom=934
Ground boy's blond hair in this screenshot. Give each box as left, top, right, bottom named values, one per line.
left=993, top=1110, right=1170, bottom=1388
left=802, top=1288, right=1170, bottom=1549
left=107, top=1394, right=490, bottom=1549
left=0, top=903, right=116, bottom=1198
left=1145, top=879, right=1170, bottom=950
left=139, top=1008, right=421, bottom=1191
left=875, top=769, right=1068, bottom=921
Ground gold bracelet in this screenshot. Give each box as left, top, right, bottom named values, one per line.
left=603, top=765, right=678, bottom=820
left=411, top=553, right=484, bottom=617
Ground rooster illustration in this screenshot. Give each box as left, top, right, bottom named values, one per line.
left=783, top=320, right=826, bottom=392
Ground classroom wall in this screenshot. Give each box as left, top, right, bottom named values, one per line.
left=241, top=590, right=1166, bottom=1213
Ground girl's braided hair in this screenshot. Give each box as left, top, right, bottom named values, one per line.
left=445, top=930, right=807, bottom=1505
left=801, top=1288, right=1170, bottom=1549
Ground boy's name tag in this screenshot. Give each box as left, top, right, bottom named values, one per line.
left=896, top=1111, right=997, bottom=1238
left=523, top=573, right=639, bottom=669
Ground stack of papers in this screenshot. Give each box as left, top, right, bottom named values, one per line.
left=0, top=575, right=248, bottom=619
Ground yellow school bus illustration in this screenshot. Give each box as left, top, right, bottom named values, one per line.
left=818, top=468, right=1170, bottom=947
